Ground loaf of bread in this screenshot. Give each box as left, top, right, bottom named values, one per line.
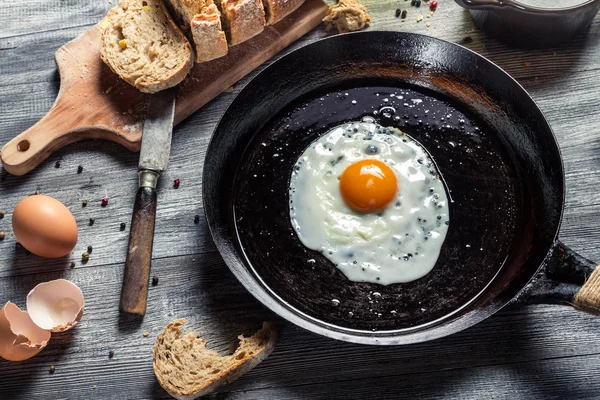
left=100, top=0, right=193, bottom=93
left=262, top=0, right=305, bottom=25
left=215, top=0, right=266, bottom=45
left=165, top=0, right=229, bottom=63
left=153, top=320, right=277, bottom=399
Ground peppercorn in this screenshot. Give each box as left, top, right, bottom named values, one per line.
left=411, top=0, right=416, bottom=5
left=415, top=0, right=421, bottom=7
left=87, top=245, right=93, bottom=254
left=82, top=251, right=89, bottom=261
left=173, top=178, right=181, bottom=188
left=101, top=197, right=109, bottom=207
left=0, top=232, right=5, bottom=241
left=401, top=9, right=407, bottom=18
left=49, top=365, right=55, bottom=374
left=77, top=165, right=83, bottom=174
left=461, top=36, right=473, bottom=44
left=429, top=0, right=438, bottom=11
left=109, top=349, right=115, bottom=358
left=55, top=161, right=60, bottom=168
left=89, top=217, right=95, bottom=225
left=70, top=261, right=76, bottom=268
left=82, top=200, right=88, bottom=207
left=0, top=210, right=4, bottom=218
left=194, top=215, right=200, bottom=224
left=395, top=8, right=401, bottom=17
left=120, top=222, right=126, bottom=231
left=152, top=276, right=159, bottom=286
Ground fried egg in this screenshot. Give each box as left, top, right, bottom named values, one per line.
left=289, top=119, right=450, bottom=285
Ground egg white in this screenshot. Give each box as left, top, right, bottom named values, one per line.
left=289, top=119, right=450, bottom=285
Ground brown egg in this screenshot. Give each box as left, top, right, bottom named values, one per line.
left=12, top=195, right=78, bottom=258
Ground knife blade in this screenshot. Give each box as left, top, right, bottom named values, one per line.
left=119, top=89, right=176, bottom=316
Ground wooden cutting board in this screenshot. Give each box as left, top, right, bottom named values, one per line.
left=1, top=0, right=328, bottom=176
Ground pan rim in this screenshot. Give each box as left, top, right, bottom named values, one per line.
left=202, top=30, right=566, bottom=345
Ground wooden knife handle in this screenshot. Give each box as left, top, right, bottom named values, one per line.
left=120, top=172, right=159, bottom=316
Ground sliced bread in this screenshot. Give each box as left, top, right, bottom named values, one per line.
left=262, top=0, right=305, bottom=25
left=215, top=0, right=266, bottom=46
left=153, top=320, right=277, bottom=400
left=165, top=0, right=229, bottom=63
left=100, top=0, right=193, bottom=93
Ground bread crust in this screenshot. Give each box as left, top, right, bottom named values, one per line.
left=100, top=0, right=193, bottom=93
left=262, top=0, right=305, bottom=25
left=191, top=4, right=229, bottom=62
left=217, top=0, right=266, bottom=46
left=153, top=320, right=277, bottom=399
left=165, top=0, right=229, bottom=63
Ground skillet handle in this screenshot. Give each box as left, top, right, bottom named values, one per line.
left=514, top=241, right=600, bottom=314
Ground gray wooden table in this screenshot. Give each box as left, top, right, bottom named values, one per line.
left=1, top=1, right=600, bottom=399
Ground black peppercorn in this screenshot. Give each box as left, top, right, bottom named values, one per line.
left=395, top=8, right=401, bottom=17
left=415, top=0, right=421, bottom=7
left=89, top=217, right=95, bottom=225
left=194, top=215, right=200, bottom=224
left=55, top=161, right=60, bottom=168
left=401, top=9, right=407, bottom=18
left=77, top=165, right=83, bottom=174
left=87, top=245, right=93, bottom=254
left=152, top=276, right=159, bottom=286
left=120, top=222, right=126, bottom=231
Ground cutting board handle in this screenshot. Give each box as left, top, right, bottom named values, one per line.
left=2, top=102, right=97, bottom=175
left=1, top=24, right=148, bottom=176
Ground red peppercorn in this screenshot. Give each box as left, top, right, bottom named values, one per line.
left=430, top=1, right=438, bottom=11
left=173, top=179, right=180, bottom=188
left=101, top=197, right=109, bottom=207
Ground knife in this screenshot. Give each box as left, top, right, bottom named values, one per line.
left=119, top=89, right=176, bottom=316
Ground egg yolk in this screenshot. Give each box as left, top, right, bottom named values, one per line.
left=339, top=159, right=398, bottom=213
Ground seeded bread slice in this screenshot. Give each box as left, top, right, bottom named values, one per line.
left=165, top=0, right=228, bottom=63
left=262, top=0, right=305, bottom=25
left=100, top=0, right=193, bottom=93
left=153, top=320, right=277, bottom=400
left=215, top=0, right=266, bottom=46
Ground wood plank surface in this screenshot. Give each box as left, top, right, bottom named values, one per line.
left=1, top=0, right=600, bottom=399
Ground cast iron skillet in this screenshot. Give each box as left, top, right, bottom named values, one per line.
left=203, top=32, right=599, bottom=345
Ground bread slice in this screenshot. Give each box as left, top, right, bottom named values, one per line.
left=153, top=320, right=277, bottom=399
left=100, top=0, right=194, bottom=93
left=262, top=0, right=305, bottom=25
left=164, top=0, right=229, bottom=63
left=215, top=0, right=266, bottom=46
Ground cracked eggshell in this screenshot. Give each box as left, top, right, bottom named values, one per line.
left=26, top=279, right=84, bottom=333
left=0, top=302, right=51, bottom=361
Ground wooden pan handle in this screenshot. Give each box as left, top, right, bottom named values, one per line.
left=574, top=267, right=600, bottom=315
left=120, top=171, right=159, bottom=316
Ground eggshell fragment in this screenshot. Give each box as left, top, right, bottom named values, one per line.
left=26, top=279, right=84, bottom=332
left=0, top=302, right=51, bottom=361
left=12, top=194, right=78, bottom=258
